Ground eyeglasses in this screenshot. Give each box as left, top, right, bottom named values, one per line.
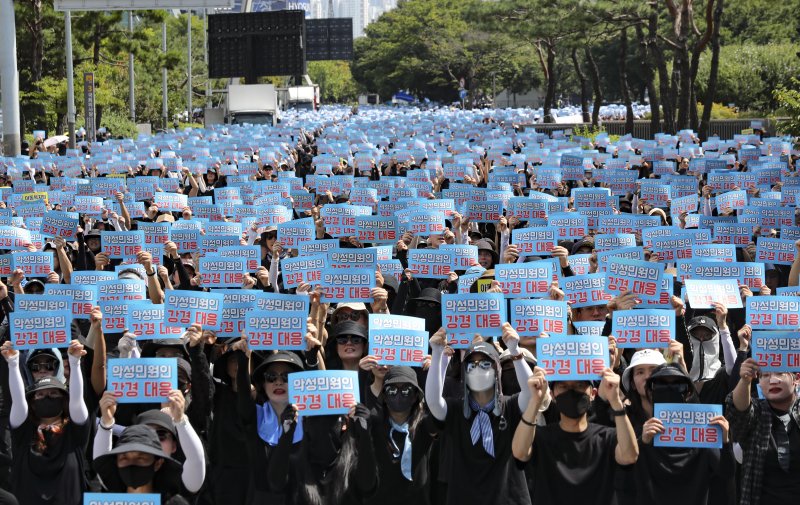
left=465, top=360, right=493, bottom=373
left=265, top=372, right=289, bottom=384
left=336, top=335, right=366, bottom=346
left=384, top=385, right=415, bottom=397
left=30, top=361, right=57, bottom=373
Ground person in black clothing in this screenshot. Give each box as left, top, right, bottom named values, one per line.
left=367, top=366, right=436, bottom=505
left=267, top=404, right=378, bottom=505
left=513, top=367, right=639, bottom=505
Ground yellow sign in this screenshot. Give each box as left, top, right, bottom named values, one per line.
left=476, top=279, right=493, bottom=293
left=741, top=128, right=754, bottom=135
left=21, top=192, right=49, bottom=204
left=106, top=173, right=127, bottom=180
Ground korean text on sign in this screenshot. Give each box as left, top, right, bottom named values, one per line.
left=612, top=309, right=675, bottom=348
left=510, top=299, right=568, bottom=337
left=245, top=310, right=307, bottom=351
left=164, top=290, right=224, bottom=331
left=289, top=370, right=360, bottom=416
left=107, top=358, right=177, bottom=403
left=654, top=403, right=723, bottom=449
left=83, top=493, right=160, bottom=505
left=441, top=293, right=507, bottom=347
left=751, top=331, right=800, bottom=371
left=369, top=328, right=427, bottom=367
left=537, top=335, right=609, bottom=381
left=9, top=310, right=71, bottom=350
left=684, top=279, right=743, bottom=309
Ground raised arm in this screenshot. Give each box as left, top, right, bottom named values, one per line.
left=598, top=368, right=638, bottom=465
left=2, top=343, right=28, bottom=429
left=424, top=328, right=450, bottom=421
left=167, top=390, right=206, bottom=493
left=67, top=340, right=89, bottom=425
left=512, top=367, right=548, bottom=462
left=87, top=306, right=107, bottom=396
left=500, top=323, right=533, bottom=412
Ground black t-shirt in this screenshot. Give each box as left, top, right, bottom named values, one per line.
left=760, top=416, right=800, bottom=504
left=529, top=422, right=619, bottom=505
left=439, top=395, right=531, bottom=505
left=11, top=417, right=90, bottom=505
left=367, top=407, right=437, bottom=505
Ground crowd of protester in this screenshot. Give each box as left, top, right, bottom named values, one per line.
left=0, top=105, right=797, bottom=505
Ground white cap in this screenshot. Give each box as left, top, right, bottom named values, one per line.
left=621, top=349, right=666, bottom=394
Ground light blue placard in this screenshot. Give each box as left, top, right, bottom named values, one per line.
left=245, top=309, right=307, bottom=350
left=407, top=209, right=446, bottom=236
left=408, top=249, right=453, bottom=279
left=9, top=310, right=71, bottom=349
left=281, top=254, right=326, bottom=288
left=218, top=245, right=260, bottom=272
left=654, top=403, right=723, bottom=449
left=563, top=273, right=612, bottom=308
left=355, top=215, right=398, bottom=245
left=605, top=258, right=664, bottom=302
left=72, top=271, right=116, bottom=285
left=83, top=493, right=160, bottom=505
left=612, top=309, right=674, bottom=348
left=15, top=294, right=71, bottom=313
left=198, top=256, right=247, bottom=288
left=277, top=217, right=316, bottom=249
left=684, top=279, right=743, bottom=309
left=573, top=321, right=606, bottom=336
left=169, top=228, right=200, bottom=254
left=320, top=268, right=375, bottom=303
left=464, top=201, right=504, bottom=223
left=289, top=370, right=360, bottom=416
left=746, top=296, right=800, bottom=330
left=125, top=302, right=183, bottom=340
left=98, top=279, right=147, bottom=302
left=595, top=233, right=636, bottom=252
left=494, top=261, right=554, bottom=299
left=751, top=331, right=800, bottom=371
left=11, top=251, right=53, bottom=277
left=548, top=213, right=588, bottom=240
left=40, top=211, right=79, bottom=239
left=755, top=237, right=796, bottom=265
left=441, top=292, right=506, bottom=347
left=164, top=290, right=224, bottom=331
left=108, top=357, right=177, bottom=403
left=368, top=328, right=428, bottom=366
left=509, top=299, right=568, bottom=337
left=136, top=221, right=171, bottom=245
left=537, top=335, right=609, bottom=380
left=255, top=292, right=310, bottom=313
left=45, top=284, right=97, bottom=319
left=327, top=248, right=377, bottom=270
left=512, top=227, right=557, bottom=256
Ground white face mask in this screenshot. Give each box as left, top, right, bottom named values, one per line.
left=466, top=368, right=496, bottom=392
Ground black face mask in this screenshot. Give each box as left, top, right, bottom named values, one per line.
left=119, top=463, right=156, bottom=489
left=554, top=389, right=591, bottom=419
left=385, top=393, right=417, bottom=414
left=33, top=397, right=63, bottom=419
left=651, top=382, right=689, bottom=405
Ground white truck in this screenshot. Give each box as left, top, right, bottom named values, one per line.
left=279, top=84, right=320, bottom=111
left=226, top=83, right=280, bottom=127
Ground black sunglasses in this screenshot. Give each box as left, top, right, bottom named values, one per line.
left=384, top=384, right=415, bottom=397
left=336, top=335, right=366, bottom=345
left=265, top=232, right=277, bottom=240
left=156, top=430, right=173, bottom=442
left=30, top=361, right=57, bottom=373
left=265, top=372, right=289, bottom=383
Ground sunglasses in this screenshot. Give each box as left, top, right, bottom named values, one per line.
left=156, top=430, right=174, bottom=442
left=336, top=335, right=366, bottom=346
left=384, top=385, right=415, bottom=397
left=465, top=360, right=493, bottom=373
left=30, top=361, right=57, bottom=373
left=265, top=372, right=289, bottom=384
left=33, top=391, right=63, bottom=401
left=333, top=312, right=362, bottom=324
left=265, top=232, right=277, bottom=240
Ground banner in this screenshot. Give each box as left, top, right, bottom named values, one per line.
left=494, top=261, right=554, bottom=298
left=164, top=290, right=224, bottom=331
left=126, top=302, right=183, bottom=340
left=746, top=296, right=800, bottom=330
left=510, top=299, right=568, bottom=337
left=605, top=258, right=664, bottom=302
left=369, top=328, right=428, bottom=366
left=537, top=335, right=609, bottom=381
left=108, top=357, right=177, bottom=403
left=653, top=403, right=723, bottom=449
left=685, top=279, right=743, bottom=309
left=320, top=268, right=375, bottom=303
left=9, top=310, right=71, bottom=349
left=289, top=370, right=360, bottom=416
left=612, top=309, right=674, bottom=348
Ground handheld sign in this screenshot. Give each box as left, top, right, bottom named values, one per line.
left=369, top=327, right=428, bottom=366
left=45, top=284, right=97, bottom=319
left=512, top=227, right=557, bottom=256
left=510, top=299, right=568, bottom=337
left=15, top=294, right=70, bottom=313
left=563, top=273, right=613, bottom=308
left=289, top=370, right=360, bottom=416
left=408, top=249, right=452, bottom=279
left=755, top=237, right=796, bottom=265
left=751, top=331, right=800, bottom=371
left=537, top=335, right=609, bottom=381
left=11, top=252, right=53, bottom=277
left=108, top=357, right=177, bottom=403
left=494, top=261, right=554, bottom=298
left=605, top=258, right=664, bottom=302
left=83, top=494, right=160, bottom=505
left=612, top=309, right=675, bottom=348
left=653, top=403, right=723, bottom=449
left=573, top=321, right=606, bottom=336
left=684, top=279, right=743, bottom=309
left=746, top=296, right=800, bottom=330
left=164, top=290, right=224, bottom=331
left=441, top=293, right=506, bottom=347
left=320, top=268, right=375, bottom=303
left=9, top=310, right=71, bottom=349
left=245, top=309, right=307, bottom=350
left=126, top=303, right=183, bottom=341
left=40, top=211, right=79, bottom=239
left=198, top=256, right=247, bottom=288
left=369, top=314, right=426, bottom=332
left=281, top=254, right=326, bottom=288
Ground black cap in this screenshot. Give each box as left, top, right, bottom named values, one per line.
left=134, top=410, right=177, bottom=437
left=687, top=316, right=717, bottom=334
left=93, top=425, right=182, bottom=489
left=141, top=338, right=189, bottom=360
left=464, top=340, right=500, bottom=362
left=333, top=320, right=368, bottom=340
left=646, top=363, right=694, bottom=390
left=25, top=376, right=67, bottom=399
left=411, top=287, right=441, bottom=305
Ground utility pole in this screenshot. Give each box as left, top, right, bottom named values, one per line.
left=187, top=10, right=193, bottom=125
left=162, top=18, right=168, bottom=130
left=0, top=0, right=21, bottom=155
left=65, top=11, right=76, bottom=149
left=129, top=11, right=136, bottom=122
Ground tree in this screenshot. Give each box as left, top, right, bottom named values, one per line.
left=774, top=79, right=800, bottom=138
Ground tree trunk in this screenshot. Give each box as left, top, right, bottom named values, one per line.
left=675, top=0, right=693, bottom=130
left=543, top=42, right=557, bottom=123
left=700, top=0, right=724, bottom=140
left=648, top=1, right=673, bottom=133
left=29, top=0, right=44, bottom=84
left=619, top=29, right=634, bottom=135
left=690, top=0, right=716, bottom=132
left=571, top=48, right=590, bottom=123
left=636, top=23, right=661, bottom=134
left=585, top=46, right=602, bottom=128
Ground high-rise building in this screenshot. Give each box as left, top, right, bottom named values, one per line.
left=309, top=0, right=397, bottom=37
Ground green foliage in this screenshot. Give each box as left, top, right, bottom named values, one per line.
left=99, top=111, right=138, bottom=138
left=700, top=103, right=739, bottom=119
left=571, top=125, right=619, bottom=144
left=773, top=79, right=800, bottom=137
left=695, top=44, right=800, bottom=112
left=308, top=61, right=358, bottom=103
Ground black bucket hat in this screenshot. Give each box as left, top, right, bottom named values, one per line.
left=411, top=287, right=441, bottom=305
left=332, top=320, right=369, bottom=340
left=134, top=410, right=177, bottom=438
left=141, top=338, right=189, bottom=360
left=251, top=350, right=304, bottom=387
left=384, top=366, right=422, bottom=395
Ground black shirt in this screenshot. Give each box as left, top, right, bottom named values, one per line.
left=439, top=395, right=531, bottom=505
left=760, top=415, right=800, bottom=504
left=529, top=422, right=619, bottom=505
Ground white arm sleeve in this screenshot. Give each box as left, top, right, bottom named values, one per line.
left=269, top=255, right=280, bottom=292
left=499, top=229, right=510, bottom=264
left=720, top=328, right=737, bottom=375
left=505, top=340, right=533, bottom=412
left=424, top=344, right=449, bottom=421
left=68, top=354, right=89, bottom=425
left=92, top=423, right=114, bottom=460
left=8, top=354, right=28, bottom=429
left=177, top=418, right=207, bottom=493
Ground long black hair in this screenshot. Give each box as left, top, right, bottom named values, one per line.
left=294, top=415, right=359, bottom=505
left=381, top=388, right=425, bottom=439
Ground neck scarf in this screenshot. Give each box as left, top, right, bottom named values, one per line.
left=469, top=396, right=495, bottom=458
left=257, top=402, right=303, bottom=446
left=388, top=418, right=413, bottom=481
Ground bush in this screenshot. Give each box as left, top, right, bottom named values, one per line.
left=773, top=78, right=800, bottom=138
left=98, top=111, right=138, bottom=139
